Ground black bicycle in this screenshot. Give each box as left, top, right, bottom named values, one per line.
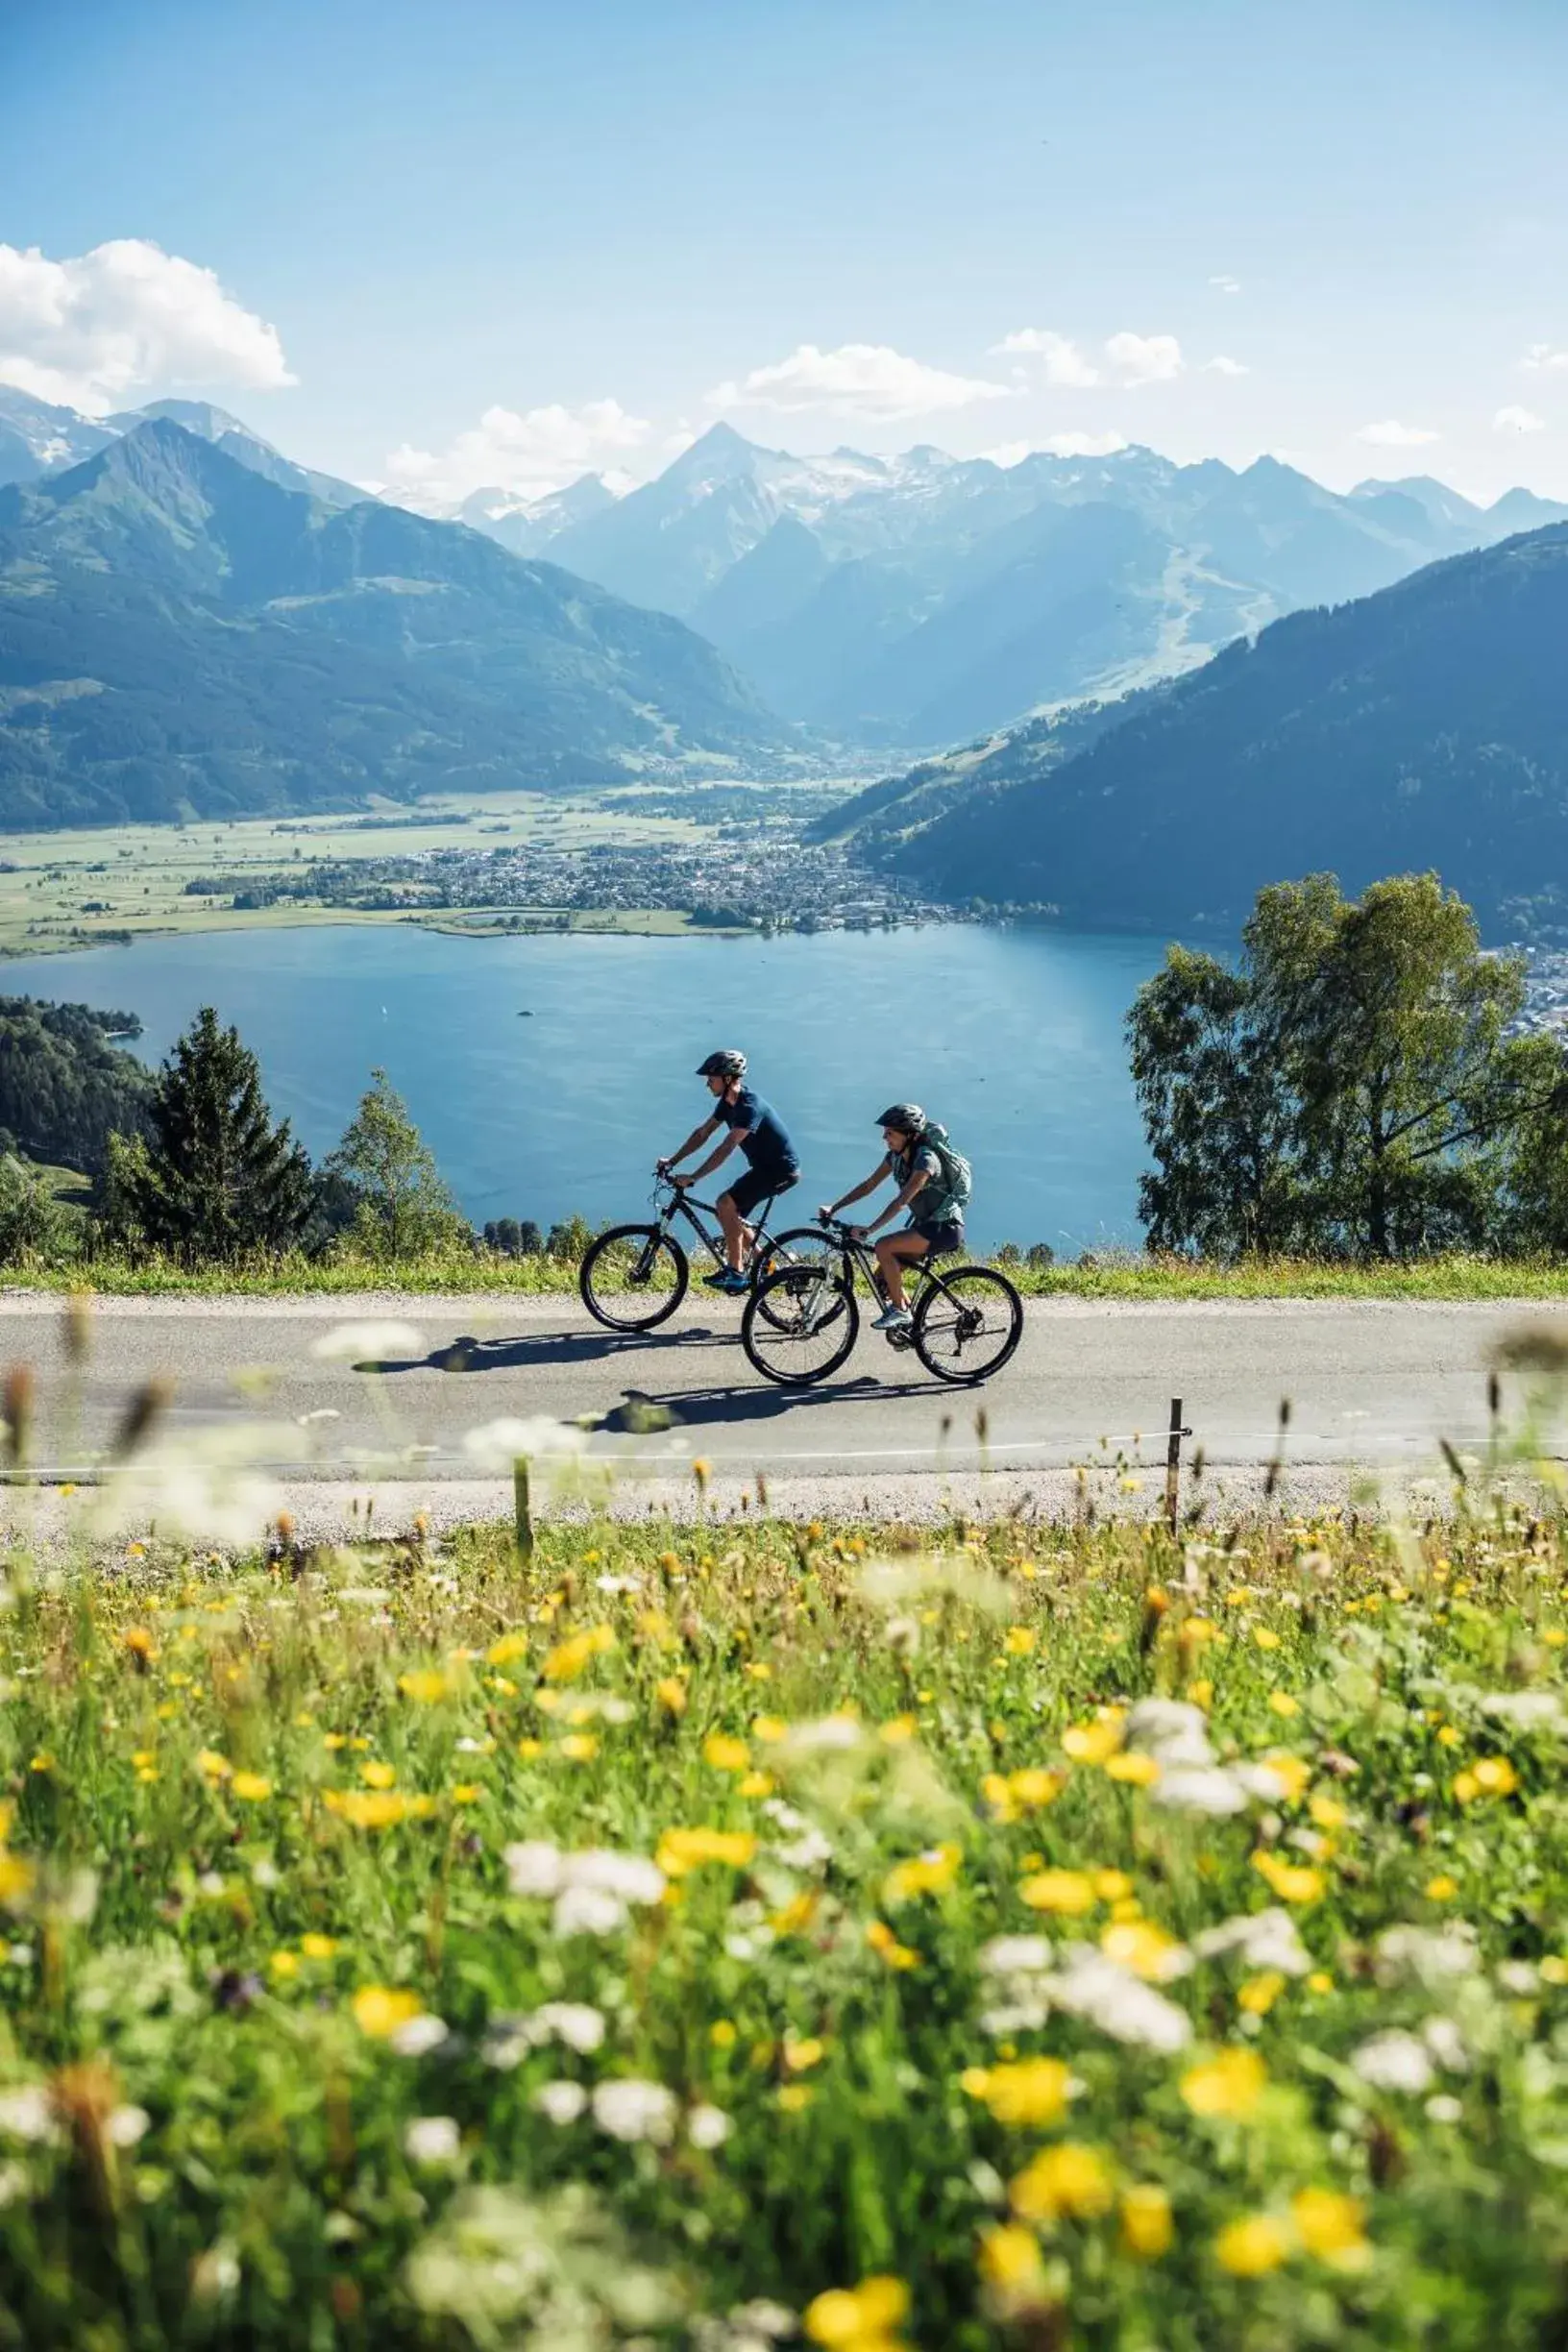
left=740, top=1213, right=1024, bottom=1387
left=578, top=1169, right=817, bottom=1334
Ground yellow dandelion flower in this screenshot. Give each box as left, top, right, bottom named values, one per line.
left=778, top=2083, right=814, bottom=2112
left=300, top=1933, right=338, bottom=1960
left=452, top=1784, right=482, bottom=1804
left=1010, top=2142, right=1115, bottom=2223
left=1214, top=2213, right=1291, bottom=2277
left=230, top=1771, right=273, bottom=1802
left=703, top=1732, right=751, bottom=1773
left=269, top=1950, right=301, bottom=1979
left=752, top=1714, right=789, bottom=1744
left=1252, top=1626, right=1283, bottom=1653
left=0, top=1854, right=37, bottom=1904
left=323, top=1732, right=347, bottom=1752
left=1307, top=1969, right=1334, bottom=1995
left=1237, top=1970, right=1286, bottom=2017
left=351, top=1985, right=423, bottom=2039
left=655, top=1826, right=757, bottom=1877
left=783, top=2036, right=826, bottom=2073
left=359, top=1760, right=397, bottom=1790
left=541, top=1624, right=616, bottom=1683
left=1062, top=1713, right=1124, bottom=1765
left=1472, top=1755, right=1519, bottom=1797
left=964, top=2056, right=1074, bottom=2128
left=1011, top=1767, right=1066, bottom=1807
left=883, top=1844, right=961, bottom=1904
left=1101, top=1920, right=1185, bottom=1981
left=804, top=2277, right=908, bottom=2348
left=121, top=1626, right=156, bottom=1662
left=1291, top=2187, right=1371, bottom=2271
left=1425, top=1874, right=1458, bottom=1901
left=978, top=2221, right=1046, bottom=2297
left=710, top=2019, right=738, bottom=2048
left=878, top=1714, right=918, bottom=1746
left=398, top=1669, right=450, bottom=1704
left=1182, top=2046, right=1267, bottom=2120
left=655, top=1676, right=688, bottom=1716
left=1019, top=1868, right=1095, bottom=1917
left=196, top=1750, right=231, bottom=1781
left=1003, top=1627, right=1038, bottom=1656
left=1105, top=1751, right=1161, bottom=1787
left=559, top=1733, right=599, bottom=1762
left=737, top=1769, right=774, bottom=1798
left=516, top=1736, right=543, bottom=1760
left=485, top=1631, right=529, bottom=1666
left=1119, top=2183, right=1173, bottom=2260
left=1251, top=1851, right=1323, bottom=1905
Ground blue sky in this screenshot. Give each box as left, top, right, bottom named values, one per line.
left=2, top=0, right=1565, bottom=503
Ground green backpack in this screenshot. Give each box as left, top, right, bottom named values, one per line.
left=918, top=1120, right=972, bottom=1222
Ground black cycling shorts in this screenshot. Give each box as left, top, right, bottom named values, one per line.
left=724, top=1165, right=798, bottom=1219
left=903, top=1216, right=964, bottom=1260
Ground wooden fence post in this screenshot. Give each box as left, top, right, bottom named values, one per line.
left=1164, top=1398, right=1192, bottom=1535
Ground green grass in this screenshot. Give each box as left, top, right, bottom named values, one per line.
left=4, top=1494, right=1568, bottom=2346
left=10, top=1244, right=1568, bottom=1299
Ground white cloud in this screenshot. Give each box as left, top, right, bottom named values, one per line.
left=0, top=238, right=295, bottom=414
left=1494, top=404, right=1545, bottom=433
left=1357, top=418, right=1441, bottom=447
left=706, top=342, right=1010, bottom=419
left=1104, top=331, right=1184, bottom=385
left=1210, top=275, right=1242, bottom=295
left=384, top=398, right=652, bottom=509
left=1042, top=429, right=1129, bottom=457
left=1522, top=344, right=1568, bottom=373
left=990, top=329, right=1100, bottom=386
left=979, top=440, right=1034, bottom=468
left=1204, top=354, right=1249, bottom=377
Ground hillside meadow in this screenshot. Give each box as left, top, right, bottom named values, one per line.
left=2, top=1420, right=1568, bottom=2345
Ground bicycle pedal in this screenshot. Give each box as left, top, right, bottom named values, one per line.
left=882, top=1329, right=913, bottom=1350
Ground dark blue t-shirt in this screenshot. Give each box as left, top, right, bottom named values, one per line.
left=723, top=1086, right=798, bottom=1177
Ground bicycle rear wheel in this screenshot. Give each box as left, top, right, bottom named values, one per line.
left=742, top=1266, right=860, bottom=1386
left=578, top=1226, right=689, bottom=1332
left=751, top=1225, right=847, bottom=1333
left=912, top=1264, right=1023, bottom=1384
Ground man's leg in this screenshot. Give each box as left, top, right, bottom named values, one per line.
left=716, top=1189, right=750, bottom=1273
left=873, top=1229, right=929, bottom=1312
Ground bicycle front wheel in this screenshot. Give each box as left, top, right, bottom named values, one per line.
left=751, top=1226, right=847, bottom=1333
left=742, top=1266, right=860, bottom=1386
left=912, top=1264, right=1023, bottom=1384
left=578, top=1226, right=689, bottom=1332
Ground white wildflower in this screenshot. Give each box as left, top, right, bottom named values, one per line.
left=404, top=2115, right=461, bottom=2165
left=1497, top=1960, right=1540, bottom=1995
left=0, top=2087, right=55, bottom=2143
left=0, top=2162, right=26, bottom=2207
left=503, top=1840, right=566, bottom=1898
left=1425, top=2093, right=1464, bottom=2124
left=461, top=1416, right=591, bottom=1473
left=783, top=1714, right=864, bottom=1753
left=1422, top=2016, right=1470, bottom=2071
left=772, top=1828, right=834, bottom=1872
left=1191, top=1907, right=1313, bottom=1977
left=687, top=2102, right=732, bottom=2149
left=1042, top=1947, right=1192, bottom=2052
left=979, top=1936, right=1053, bottom=1976
left=595, top=1574, right=643, bottom=1594
left=309, top=1320, right=425, bottom=1363
left=552, top=1884, right=629, bottom=1939
left=391, top=2014, right=450, bottom=2058
left=1374, top=1923, right=1480, bottom=1987
left=592, top=2079, right=678, bottom=2144
left=533, top=2080, right=589, bottom=2125
left=979, top=2001, right=1051, bottom=2036
left=1352, top=2029, right=1434, bottom=2094
left=1481, top=1692, right=1563, bottom=1729
left=1124, top=1697, right=1215, bottom=1767
left=529, top=2002, right=606, bottom=2053
left=480, top=2025, right=529, bottom=2070
left=108, top=2105, right=150, bottom=2148
left=1150, top=1764, right=1253, bottom=1816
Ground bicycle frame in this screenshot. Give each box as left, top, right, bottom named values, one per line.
left=645, top=1176, right=793, bottom=1273
left=793, top=1216, right=943, bottom=1312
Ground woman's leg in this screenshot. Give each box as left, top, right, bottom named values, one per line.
left=874, top=1229, right=928, bottom=1311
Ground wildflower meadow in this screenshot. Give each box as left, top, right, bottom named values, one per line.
left=3, top=1447, right=1568, bottom=2345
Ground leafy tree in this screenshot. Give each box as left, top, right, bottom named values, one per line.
left=100, top=1007, right=313, bottom=1262
left=1129, top=872, right=1568, bottom=1260
left=326, top=1070, right=468, bottom=1259
left=0, top=1154, right=71, bottom=1263
left=0, top=996, right=151, bottom=1174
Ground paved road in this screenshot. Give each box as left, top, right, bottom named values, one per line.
left=1, top=1292, right=1561, bottom=1502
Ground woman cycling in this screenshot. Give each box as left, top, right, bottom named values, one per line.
left=821, top=1102, right=966, bottom=1333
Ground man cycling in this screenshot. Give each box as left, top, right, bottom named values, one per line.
left=660, top=1050, right=800, bottom=1295
left=821, top=1103, right=966, bottom=1333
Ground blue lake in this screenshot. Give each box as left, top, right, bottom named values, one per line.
left=2, top=923, right=1170, bottom=1252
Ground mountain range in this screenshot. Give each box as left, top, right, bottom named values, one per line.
left=479, top=423, right=1568, bottom=747
left=5, top=384, right=1566, bottom=755
left=0, top=420, right=787, bottom=826
left=842, top=523, right=1568, bottom=937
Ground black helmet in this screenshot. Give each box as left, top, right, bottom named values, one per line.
left=697, top=1049, right=747, bottom=1079
left=876, top=1102, right=926, bottom=1135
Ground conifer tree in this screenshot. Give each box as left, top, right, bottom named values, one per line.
left=105, top=1006, right=313, bottom=1262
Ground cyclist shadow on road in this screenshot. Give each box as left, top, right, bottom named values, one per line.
left=600, top=1371, right=947, bottom=1430
left=354, top=1326, right=738, bottom=1376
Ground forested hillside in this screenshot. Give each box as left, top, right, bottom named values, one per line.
left=0, top=997, right=152, bottom=1172
left=0, top=422, right=791, bottom=826
left=885, top=523, right=1568, bottom=934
